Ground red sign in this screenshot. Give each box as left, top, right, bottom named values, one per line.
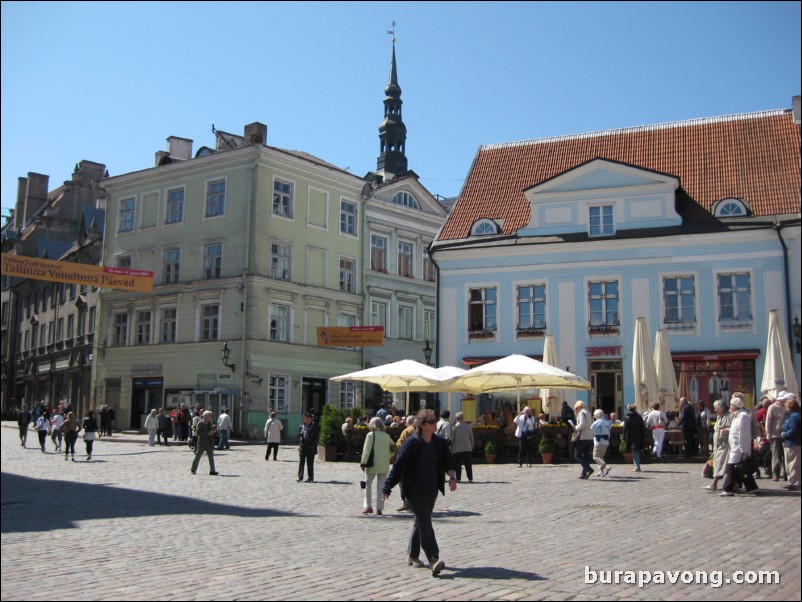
left=586, top=346, right=622, bottom=357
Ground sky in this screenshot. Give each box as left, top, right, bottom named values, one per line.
left=1, top=1, right=800, bottom=219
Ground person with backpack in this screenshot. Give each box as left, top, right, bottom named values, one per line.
left=436, top=410, right=453, bottom=446
left=190, top=411, right=219, bottom=475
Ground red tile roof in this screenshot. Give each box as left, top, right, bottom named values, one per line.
left=438, top=110, right=801, bottom=241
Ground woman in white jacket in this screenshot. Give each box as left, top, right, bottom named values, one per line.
left=143, top=409, right=159, bottom=447
left=719, top=397, right=759, bottom=496
left=264, top=410, right=283, bottom=461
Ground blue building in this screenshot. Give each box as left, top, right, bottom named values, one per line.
left=431, top=101, right=801, bottom=417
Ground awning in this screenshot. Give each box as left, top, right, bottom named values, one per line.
left=671, top=350, right=760, bottom=362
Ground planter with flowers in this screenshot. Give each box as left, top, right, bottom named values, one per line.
left=538, top=435, right=555, bottom=464
left=484, top=440, right=498, bottom=464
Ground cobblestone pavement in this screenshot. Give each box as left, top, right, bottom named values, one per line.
left=1, top=422, right=800, bottom=601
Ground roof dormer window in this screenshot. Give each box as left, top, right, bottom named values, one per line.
left=714, top=198, right=748, bottom=218
left=471, top=219, right=499, bottom=236
left=391, top=191, right=420, bottom=210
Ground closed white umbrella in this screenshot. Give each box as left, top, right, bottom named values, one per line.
left=654, top=329, right=680, bottom=413
left=632, top=317, right=659, bottom=413
left=760, top=309, right=798, bottom=399
left=451, top=354, right=590, bottom=412
left=539, top=335, right=565, bottom=416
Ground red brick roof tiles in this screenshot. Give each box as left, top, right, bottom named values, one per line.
left=438, top=110, right=801, bottom=241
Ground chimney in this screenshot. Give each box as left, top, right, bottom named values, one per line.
left=22, top=173, right=50, bottom=227
left=166, top=136, right=193, bottom=161
left=792, top=95, right=801, bottom=125
left=243, top=122, right=267, bottom=145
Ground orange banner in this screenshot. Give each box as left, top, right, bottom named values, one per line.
left=316, top=326, right=384, bottom=347
left=1, top=253, right=154, bottom=292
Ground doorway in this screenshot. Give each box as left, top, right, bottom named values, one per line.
left=588, top=360, right=622, bottom=416
left=302, top=378, right=327, bottom=416
left=131, top=378, right=163, bottom=429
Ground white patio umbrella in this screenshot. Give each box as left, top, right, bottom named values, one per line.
left=632, top=317, right=659, bottom=413
left=760, top=309, right=798, bottom=399
left=432, top=366, right=470, bottom=417
left=654, top=329, right=680, bottom=412
left=539, top=335, right=565, bottom=416
left=330, top=359, right=448, bottom=412
left=450, top=353, right=591, bottom=412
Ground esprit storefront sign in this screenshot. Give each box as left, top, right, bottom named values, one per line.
left=586, top=346, right=622, bottom=357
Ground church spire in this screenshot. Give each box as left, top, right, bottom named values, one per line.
left=377, top=24, right=408, bottom=178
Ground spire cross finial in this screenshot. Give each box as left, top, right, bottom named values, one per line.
left=387, top=20, right=396, bottom=43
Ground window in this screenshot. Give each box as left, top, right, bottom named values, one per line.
left=66, top=315, right=74, bottom=340
left=48, top=321, right=55, bottom=345
left=88, top=306, right=96, bottom=333
left=370, top=301, right=387, bottom=328
left=119, top=198, right=135, bottom=232
left=371, top=235, right=387, bottom=272
left=163, top=248, right=181, bottom=284
left=269, top=303, right=290, bottom=342
left=589, top=205, right=614, bottom=237
left=423, top=310, right=435, bottom=342
left=339, top=381, right=356, bottom=409
left=200, top=304, right=220, bottom=341
left=663, top=276, right=696, bottom=328
left=718, top=273, right=752, bottom=325
left=588, top=281, right=619, bottom=326
left=206, top=179, right=226, bottom=217
left=270, top=242, right=291, bottom=280
left=471, top=219, right=498, bottom=236
left=339, top=257, right=356, bottom=293
left=714, top=198, right=748, bottom=217
left=160, top=308, right=177, bottom=343
left=268, top=375, right=289, bottom=413
left=166, top=188, right=184, bottom=224
left=517, top=284, right=546, bottom=330
left=77, top=309, right=87, bottom=336
left=469, top=287, right=497, bottom=332
left=398, top=241, right=414, bottom=278
left=203, top=242, right=222, bottom=279
left=56, top=317, right=64, bottom=343
left=135, top=310, right=152, bottom=345
left=340, top=200, right=357, bottom=236
left=398, top=305, right=414, bottom=340
left=423, top=254, right=436, bottom=282
left=273, top=179, right=293, bottom=218
left=392, top=191, right=420, bottom=210
left=117, top=255, right=132, bottom=270
left=113, top=313, right=128, bottom=347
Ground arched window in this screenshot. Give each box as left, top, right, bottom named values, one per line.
left=714, top=198, right=748, bottom=217
left=391, top=191, right=420, bottom=210
left=471, top=219, right=499, bottom=236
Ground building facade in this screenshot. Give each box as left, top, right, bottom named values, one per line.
left=1, top=161, right=107, bottom=415
left=431, top=101, right=801, bottom=418
left=96, top=125, right=368, bottom=435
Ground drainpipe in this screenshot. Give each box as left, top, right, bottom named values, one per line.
left=427, top=244, right=441, bottom=413
left=774, top=221, right=794, bottom=346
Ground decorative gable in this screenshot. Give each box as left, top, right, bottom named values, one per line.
left=518, top=158, right=682, bottom=237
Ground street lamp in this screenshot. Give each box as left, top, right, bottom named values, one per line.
left=793, top=315, right=802, bottom=353
left=220, top=342, right=236, bottom=373
left=423, top=339, right=433, bottom=366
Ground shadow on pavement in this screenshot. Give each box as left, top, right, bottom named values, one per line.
left=440, top=566, right=546, bottom=581
left=0, top=473, right=298, bottom=534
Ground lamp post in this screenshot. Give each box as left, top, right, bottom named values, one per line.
left=220, top=342, right=236, bottom=373
left=423, top=339, right=433, bottom=366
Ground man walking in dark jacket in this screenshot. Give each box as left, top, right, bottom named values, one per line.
left=297, top=411, right=319, bottom=482
left=677, top=397, right=698, bottom=457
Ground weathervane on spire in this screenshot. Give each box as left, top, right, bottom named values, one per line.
left=387, top=20, right=396, bottom=44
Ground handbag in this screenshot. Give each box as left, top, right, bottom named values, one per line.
left=84, top=431, right=96, bottom=441
left=365, top=433, right=375, bottom=468
left=571, top=430, right=581, bottom=443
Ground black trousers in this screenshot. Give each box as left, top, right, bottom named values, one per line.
left=266, top=443, right=279, bottom=460
left=406, top=488, right=440, bottom=563
left=518, top=437, right=534, bottom=466
left=298, top=450, right=315, bottom=480
left=722, top=457, right=759, bottom=492
left=454, top=451, right=473, bottom=481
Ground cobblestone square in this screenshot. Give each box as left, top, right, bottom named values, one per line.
left=1, top=424, right=800, bottom=601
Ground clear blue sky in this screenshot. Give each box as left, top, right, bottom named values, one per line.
left=2, top=1, right=800, bottom=218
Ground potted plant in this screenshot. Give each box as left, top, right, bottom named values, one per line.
left=484, top=439, right=498, bottom=464
left=619, top=435, right=633, bottom=464
left=318, top=405, right=344, bottom=462
left=538, top=435, right=555, bottom=464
